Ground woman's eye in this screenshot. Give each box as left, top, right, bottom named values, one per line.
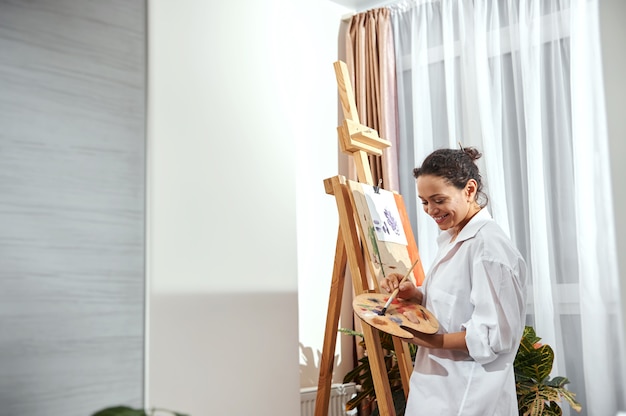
left=421, top=201, right=428, bottom=205
left=434, top=199, right=444, bottom=204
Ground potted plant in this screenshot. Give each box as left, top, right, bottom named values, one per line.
left=515, top=326, right=582, bottom=415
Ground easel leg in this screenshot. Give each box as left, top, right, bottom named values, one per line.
left=333, top=175, right=398, bottom=416
left=314, top=228, right=348, bottom=416
left=362, top=324, right=396, bottom=416
left=393, top=337, right=413, bottom=398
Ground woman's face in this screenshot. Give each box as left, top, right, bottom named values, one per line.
left=416, top=174, right=477, bottom=235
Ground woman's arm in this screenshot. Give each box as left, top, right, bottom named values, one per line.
left=403, top=310, right=468, bottom=351
left=406, top=330, right=468, bottom=352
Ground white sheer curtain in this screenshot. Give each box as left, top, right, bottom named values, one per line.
left=388, top=0, right=626, bottom=415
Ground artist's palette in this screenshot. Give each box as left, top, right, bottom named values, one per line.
left=353, top=293, right=439, bottom=339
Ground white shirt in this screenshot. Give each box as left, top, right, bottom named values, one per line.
left=405, top=209, right=527, bottom=416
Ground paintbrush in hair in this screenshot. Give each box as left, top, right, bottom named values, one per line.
left=378, top=257, right=421, bottom=316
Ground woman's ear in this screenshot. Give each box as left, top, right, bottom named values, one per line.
left=465, top=179, right=478, bottom=201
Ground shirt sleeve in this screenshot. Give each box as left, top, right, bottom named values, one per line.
left=462, top=258, right=526, bottom=365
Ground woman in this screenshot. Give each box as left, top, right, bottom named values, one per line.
left=380, top=147, right=527, bottom=415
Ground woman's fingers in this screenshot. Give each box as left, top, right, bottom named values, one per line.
left=380, top=273, right=403, bottom=293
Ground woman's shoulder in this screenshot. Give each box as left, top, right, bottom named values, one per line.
left=473, top=221, right=524, bottom=263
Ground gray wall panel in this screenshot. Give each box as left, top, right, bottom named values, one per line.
left=0, top=1, right=146, bottom=415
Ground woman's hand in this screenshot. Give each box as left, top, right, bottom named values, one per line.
left=379, top=272, right=422, bottom=303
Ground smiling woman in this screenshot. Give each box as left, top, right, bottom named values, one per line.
left=379, top=146, right=528, bottom=416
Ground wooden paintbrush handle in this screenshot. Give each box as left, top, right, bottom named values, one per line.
left=384, top=257, right=420, bottom=306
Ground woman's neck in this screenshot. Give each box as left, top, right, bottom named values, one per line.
left=450, top=204, right=482, bottom=242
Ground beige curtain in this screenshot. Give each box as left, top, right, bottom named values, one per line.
left=341, top=10, right=401, bottom=416
left=344, top=8, right=400, bottom=192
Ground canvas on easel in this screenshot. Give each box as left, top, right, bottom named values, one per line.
left=348, top=180, right=422, bottom=286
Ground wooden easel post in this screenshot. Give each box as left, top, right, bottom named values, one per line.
left=314, top=61, right=415, bottom=416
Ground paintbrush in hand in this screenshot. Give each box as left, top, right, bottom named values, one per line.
left=378, top=257, right=421, bottom=316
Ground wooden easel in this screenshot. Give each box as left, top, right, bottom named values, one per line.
left=314, top=61, right=424, bottom=416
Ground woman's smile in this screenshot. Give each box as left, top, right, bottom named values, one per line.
left=433, top=213, right=450, bottom=224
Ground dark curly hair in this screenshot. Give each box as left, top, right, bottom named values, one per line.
left=413, top=147, right=488, bottom=207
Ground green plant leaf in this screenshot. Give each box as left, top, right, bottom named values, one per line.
left=545, top=376, right=570, bottom=388
left=519, top=388, right=546, bottom=416
left=345, top=386, right=374, bottom=410
left=371, top=388, right=408, bottom=416
left=343, top=359, right=371, bottom=384
left=150, top=410, right=190, bottom=416
left=516, top=379, right=537, bottom=397
left=515, top=344, right=554, bottom=382
left=542, top=401, right=563, bottom=416
left=339, top=328, right=364, bottom=338
left=557, top=388, right=582, bottom=412
left=91, top=406, right=147, bottom=416
left=522, top=326, right=542, bottom=345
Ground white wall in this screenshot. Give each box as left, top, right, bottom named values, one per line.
left=296, top=17, right=358, bottom=389
left=147, top=0, right=351, bottom=414
left=599, top=0, right=626, bottom=350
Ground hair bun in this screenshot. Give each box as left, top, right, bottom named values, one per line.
left=463, top=146, right=482, bottom=161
